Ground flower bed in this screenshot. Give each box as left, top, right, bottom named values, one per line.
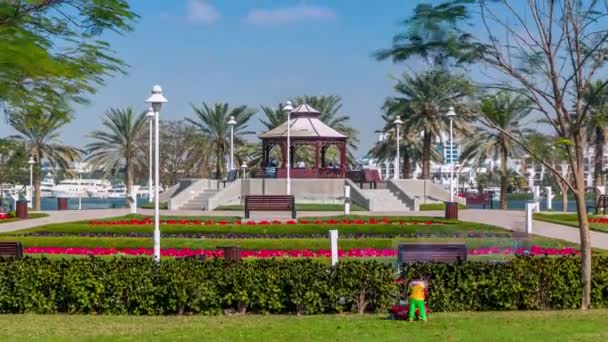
left=89, top=217, right=447, bottom=226
left=24, top=245, right=579, bottom=257
left=589, top=217, right=608, bottom=224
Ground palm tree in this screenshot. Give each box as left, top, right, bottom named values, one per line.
left=9, top=109, right=81, bottom=210
left=584, top=81, right=608, bottom=205
left=368, top=113, right=436, bottom=179
left=188, top=103, right=256, bottom=178
left=86, top=107, right=147, bottom=206
left=460, top=91, right=531, bottom=209
left=385, top=70, right=473, bottom=179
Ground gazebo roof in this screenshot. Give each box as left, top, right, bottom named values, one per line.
left=259, top=104, right=347, bottom=139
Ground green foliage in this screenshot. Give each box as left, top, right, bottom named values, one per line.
left=0, top=138, right=27, bottom=186
left=402, top=257, right=608, bottom=311
left=419, top=203, right=466, bottom=211
left=140, top=202, right=169, bottom=210
left=0, top=258, right=396, bottom=315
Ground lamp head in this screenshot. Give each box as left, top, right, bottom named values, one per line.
left=241, top=161, right=248, bottom=169
left=227, top=115, right=237, bottom=126
left=283, top=100, right=294, bottom=113
left=393, top=115, right=403, bottom=126
left=28, top=157, right=35, bottom=165
left=145, top=85, right=168, bottom=112
left=446, top=106, right=456, bottom=117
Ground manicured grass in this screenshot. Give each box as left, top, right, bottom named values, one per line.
left=299, top=215, right=456, bottom=223
left=419, top=203, right=467, bottom=211
left=0, top=311, right=606, bottom=341
left=0, top=235, right=573, bottom=250
left=216, top=203, right=366, bottom=211
left=534, top=213, right=608, bottom=233
left=82, top=214, right=241, bottom=223
left=0, top=212, right=49, bottom=224
left=140, top=201, right=168, bottom=209
left=11, top=222, right=506, bottom=236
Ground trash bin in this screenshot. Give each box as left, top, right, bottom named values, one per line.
left=57, top=198, right=69, bottom=210
left=219, top=246, right=241, bottom=262
left=16, top=200, right=28, bottom=219
left=445, top=202, right=458, bottom=220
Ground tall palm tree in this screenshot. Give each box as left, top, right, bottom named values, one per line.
left=86, top=107, right=147, bottom=206
left=584, top=81, right=608, bottom=205
left=368, top=113, right=437, bottom=179
left=9, top=109, right=81, bottom=210
left=188, top=103, right=256, bottom=178
left=385, top=70, right=473, bottom=179
left=460, top=91, right=531, bottom=209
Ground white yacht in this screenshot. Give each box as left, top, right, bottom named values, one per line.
left=107, top=184, right=127, bottom=199
left=40, top=175, right=56, bottom=198
left=53, top=179, right=112, bottom=198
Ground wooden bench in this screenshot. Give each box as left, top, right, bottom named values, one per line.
left=244, top=195, right=295, bottom=219
left=463, top=192, right=494, bottom=209
left=589, top=194, right=608, bottom=215
left=346, top=169, right=381, bottom=189
left=0, top=242, right=23, bottom=259
left=397, top=243, right=466, bottom=264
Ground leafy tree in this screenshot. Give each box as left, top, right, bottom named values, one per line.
left=583, top=80, right=608, bottom=205
left=188, top=103, right=256, bottom=178
left=9, top=109, right=81, bottom=210
left=86, top=108, right=147, bottom=206
left=384, top=70, right=473, bottom=179
left=460, top=91, right=531, bottom=209
left=0, top=138, right=28, bottom=208
left=0, top=1, right=137, bottom=116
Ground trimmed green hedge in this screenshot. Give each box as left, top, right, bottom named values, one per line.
left=402, top=256, right=608, bottom=311
left=419, top=203, right=467, bottom=211
left=0, top=258, right=395, bottom=315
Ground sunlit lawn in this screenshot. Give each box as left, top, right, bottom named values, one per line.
left=0, top=311, right=606, bottom=341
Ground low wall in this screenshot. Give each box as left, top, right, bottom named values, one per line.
left=392, top=179, right=466, bottom=206
left=238, top=179, right=347, bottom=204
left=168, top=179, right=218, bottom=210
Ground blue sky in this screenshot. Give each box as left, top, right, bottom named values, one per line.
left=3, top=0, right=424, bottom=156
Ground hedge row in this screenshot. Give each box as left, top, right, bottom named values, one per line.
left=402, top=256, right=608, bottom=311
left=0, top=258, right=395, bottom=315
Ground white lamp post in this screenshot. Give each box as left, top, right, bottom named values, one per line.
left=77, top=166, right=82, bottom=210
left=146, top=107, right=155, bottom=203
left=241, top=161, right=248, bottom=179
left=28, top=157, right=35, bottom=207
left=145, top=85, right=167, bottom=263
left=393, top=115, right=403, bottom=180
left=227, top=115, right=237, bottom=171
left=447, top=106, right=457, bottom=202
left=283, top=101, right=294, bottom=195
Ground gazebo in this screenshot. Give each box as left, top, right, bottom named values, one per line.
left=259, top=104, right=348, bottom=178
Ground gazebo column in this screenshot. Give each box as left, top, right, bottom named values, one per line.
left=262, top=141, right=268, bottom=167
left=281, top=142, right=287, bottom=168
left=314, top=143, right=320, bottom=169
left=321, top=145, right=326, bottom=168
left=339, top=142, right=346, bottom=175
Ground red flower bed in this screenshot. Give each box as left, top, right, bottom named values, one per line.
left=24, top=246, right=579, bottom=258
left=89, top=217, right=448, bottom=226
left=590, top=217, right=608, bottom=224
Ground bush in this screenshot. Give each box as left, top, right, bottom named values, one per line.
left=0, top=257, right=396, bottom=315
left=401, top=256, right=608, bottom=311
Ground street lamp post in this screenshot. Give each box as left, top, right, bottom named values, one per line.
left=241, top=161, right=248, bottom=179
left=145, top=85, right=167, bottom=263
left=282, top=101, right=294, bottom=195
left=78, top=167, right=82, bottom=210
left=393, top=115, right=403, bottom=180
left=146, top=107, right=155, bottom=203
left=28, top=157, right=35, bottom=207
left=447, top=107, right=457, bottom=202
left=228, top=115, right=237, bottom=171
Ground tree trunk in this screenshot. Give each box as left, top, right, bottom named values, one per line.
left=560, top=183, right=569, bottom=213
left=593, top=127, right=605, bottom=206
left=402, top=152, right=411, bottom=179
left=125, top=157, right=132, bottom=208
left=573, top=137, right=592, bottom=310
left=216, top=146, right=222, bottom=180
left=422, top=130, right=431, bottom=179
left=33, top=164, right=41, bottom=211
left=500, top=141, right=508, bottom=210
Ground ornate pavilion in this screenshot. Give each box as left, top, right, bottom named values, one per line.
left=259, top=104, right=348, bottom=178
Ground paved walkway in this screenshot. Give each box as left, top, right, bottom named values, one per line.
left=2, top=208, right=608, bottom=249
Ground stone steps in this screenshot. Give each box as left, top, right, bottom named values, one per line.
left=362, top=189, right=410, bottom=211
left=179, top=189, right=221, bottom=210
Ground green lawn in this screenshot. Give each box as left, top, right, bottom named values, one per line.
left=0, top=311, right=605, bottom=341
left=534, top=213, right=608, bottom=233
left=419, top=203, right=467, bottom=211
left=216, top=203, right=366, bottom=211
left=0, top=212, right=48, bottom=224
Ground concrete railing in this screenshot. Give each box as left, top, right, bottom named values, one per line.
left=391, top=179, right=466, bottom=206
left=168, top=178, right=218, bottom=210
left=345, top=179, right=370, bottom=210
left=386, top=180, right=419, bottom=211
left=207, top=180, right=242, bottom=210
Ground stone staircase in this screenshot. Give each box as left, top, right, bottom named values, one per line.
left=362, top=188, right=411, bottom=211
left=179, top=189, right=221, bottom=210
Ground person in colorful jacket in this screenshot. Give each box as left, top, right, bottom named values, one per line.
left=408, top=280, right=427, bottom=321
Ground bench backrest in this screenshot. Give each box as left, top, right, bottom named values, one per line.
left=463, top=192, right=492, bottom=205
left=397, top=243, right=466, bottom=264
left=364, top=169, right=381, bottom=183
left=0, top=242, right=23, bottom=258
left=245, top=195, right=294, bottom=210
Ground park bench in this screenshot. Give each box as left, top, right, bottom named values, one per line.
left=0, top=242, right=23, bottom=259
left=244, top=195, right=296, bottom=219
left=397, top=243, right=467, bottom=265
left=463, top=192, right=494, bottom=209
left=346, top=169, right=381, bottom=189
left=588, top=194, right=608, bottom=215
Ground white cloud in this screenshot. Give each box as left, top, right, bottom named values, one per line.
left=246, top=5, right=336, bottom=26
left=187, top=0, right=220, bottom=25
